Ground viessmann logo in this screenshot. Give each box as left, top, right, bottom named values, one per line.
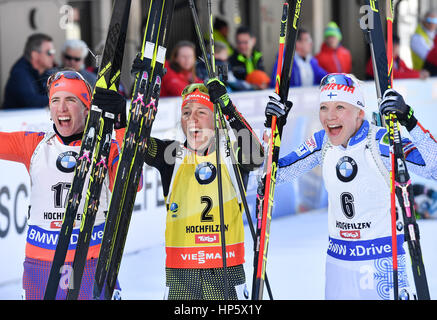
left=181, top=250, right=236, bottom=264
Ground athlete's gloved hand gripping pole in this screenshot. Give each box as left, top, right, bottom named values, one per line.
left=261, top=92, right=293, bottom=191
left=92, top=87, right=127, bottom=129
left=264, top=92, right=293, bottom=128
left=379, top=89, right=417, bottom=132
left=206, top=78, right=233, bottom=115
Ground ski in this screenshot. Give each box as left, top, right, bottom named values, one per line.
left=363, top=0, right=430, bottom=300
left=65, top=1, right=132, bottom=300
left=93, top=0, right=174, bottom=300
left=385, top=0, right=399, bottom=301
left=102, top=0, right=175, bottom=300
left=252, top=0, right=301, bottom=300
left=44, top=0, right=132, bottom=300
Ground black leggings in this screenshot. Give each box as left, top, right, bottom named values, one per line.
left=165, top=265, right=247, bottom=300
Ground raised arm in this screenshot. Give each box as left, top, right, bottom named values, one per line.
left=206, top=78, right=264, bottom=172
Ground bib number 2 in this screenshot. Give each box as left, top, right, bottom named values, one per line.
left=200, top=196, right=214, bottom=222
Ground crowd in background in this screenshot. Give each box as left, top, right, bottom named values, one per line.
left=2, top=10, right=437, bottom=109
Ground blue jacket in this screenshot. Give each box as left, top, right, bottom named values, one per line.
left=3, top=57, right=51, bottom=109
left=270, top=53, right=328, bottom=88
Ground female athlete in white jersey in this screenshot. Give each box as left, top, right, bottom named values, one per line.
left=265, top=73, right=437, bottom=300
left=0, top=70, right=127, bottom=299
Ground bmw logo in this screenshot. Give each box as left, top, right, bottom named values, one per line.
left=195, top=162, right=217, bottom=185
left=336, top=156, right=358, bottom=182
left=56, top=151, right=78, bottom=173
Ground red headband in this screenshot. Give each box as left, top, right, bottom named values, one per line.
left=49, top=77, right=91, bottom=109
left=181, top=90, right=214, bottom=112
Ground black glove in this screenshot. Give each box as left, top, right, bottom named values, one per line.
left=130, top=53, right=148, bottom=76
left=264, top=92, right=293, bottom=128
left=379, top=89, right=417, bottom=131
left=205, top=77, right=232, bottom=113
left=92, top=87, right=127, bottom=129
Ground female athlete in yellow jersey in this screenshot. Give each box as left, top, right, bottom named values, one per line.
left=144, top=79, right=263, bottom=300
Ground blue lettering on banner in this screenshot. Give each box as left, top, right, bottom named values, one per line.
left=26, top=223, right=105, bottom=250
left=327, top=235, right=405, bottom=261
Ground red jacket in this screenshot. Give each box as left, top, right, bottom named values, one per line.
left=160, top=61, right=203, bottom=97
left=315, top=43, right=352, bottom=74
left=366, top=56, right=421, bottom=79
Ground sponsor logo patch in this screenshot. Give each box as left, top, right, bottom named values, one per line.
left=56, top=151, right=78, bottom=173
left=336, top=156, right=358, bottom=182
left=195, top=162, right=216, bottom=185
left=340, top=230, right=361, bottom=239
left=296, top=137, right=317, bottom=156
left=195, top=233, right=219, bottom=244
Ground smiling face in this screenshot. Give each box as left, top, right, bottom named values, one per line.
left=50, top=91, right=88, bottom=137
left=319, top=100, right=365, bottom=147
left=181, top=102, right=215, bottom=152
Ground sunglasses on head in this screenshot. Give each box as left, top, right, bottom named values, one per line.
left=181, top=83, right=209, bottom=98
left=64, top=53, right=82, bottom=62
left=47, top=70, right=91, bottom=93
left=319, top=73, right=355, bottom=89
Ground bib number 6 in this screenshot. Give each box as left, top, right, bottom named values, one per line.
left=340, top=192, right=355, bottom=219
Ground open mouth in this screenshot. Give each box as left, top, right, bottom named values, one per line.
left=327, top=124, right=342, bottom=136
left=58, top=116, right=71, bottom=127
left=188, top=127, right=201, bottom=139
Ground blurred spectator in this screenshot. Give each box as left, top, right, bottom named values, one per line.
left=410, top=10, right=437, bottom=71
left=315, top=22, right=352, bottom=74
left=196, top=41, right=252, bottom=92
left=3, top=33, right=55, bottom=109
left=228, top=26, right=264, bottom=81
left=60, top=39, right=97, bottom=87
left=270, top=28, right=327, bottom=88
left=245, top=70, right=270, bottom=90
left=366, top=35, right=430, bottom=80
left=213, top=17, right=234, bottom=56
left=161, top=40, right=202, bottom=97
left=424, top=35, right=437, bottom=76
